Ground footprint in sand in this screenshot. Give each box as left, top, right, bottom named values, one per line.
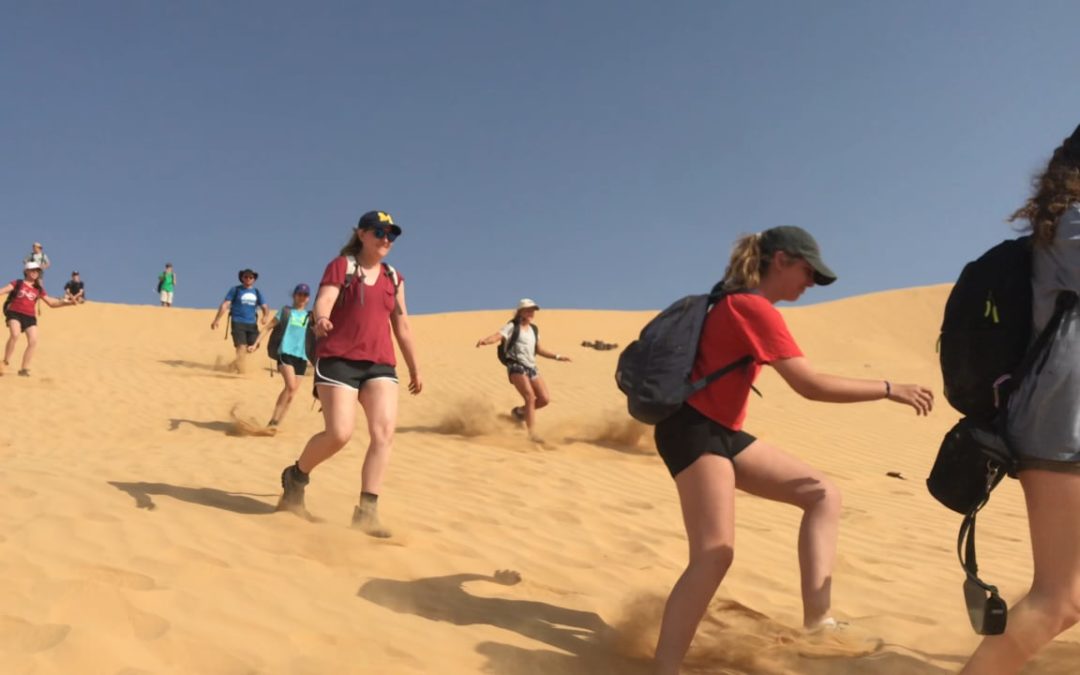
left=0, top=615, right=70, bottom=653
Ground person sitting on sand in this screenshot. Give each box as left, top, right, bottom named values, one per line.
left=1, top=261, right=78, bottom=376
left=211, top=268, right=270, bottom=366
left=157, top=263, right=176, bottom=307
left=958, top=124, right=1080, bottom=675
left=276, top=211, right=422, bottom=538
left=63, top=271, right=85, bottom=304
left=263, top=283, right=313, bottom=428
left=650, top=226, right=934, bottom=675
left=475, top=298, right=571, bottom=441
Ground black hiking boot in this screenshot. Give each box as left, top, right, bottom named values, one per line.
left=276, top=462, right=310, bottom=516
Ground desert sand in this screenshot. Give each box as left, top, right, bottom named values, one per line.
left=0, top=285, right=1077, bottom=675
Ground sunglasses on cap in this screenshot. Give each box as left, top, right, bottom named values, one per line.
left=368, top=226, right=400, bottom=242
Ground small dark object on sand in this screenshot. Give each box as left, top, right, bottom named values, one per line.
left=581, top=340, right=619, bottom=351
left=886, top=471, right=906, bottom=480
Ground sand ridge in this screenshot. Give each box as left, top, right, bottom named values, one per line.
left=0, top=285, right=1077, bottom=674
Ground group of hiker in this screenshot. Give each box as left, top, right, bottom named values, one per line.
left=3, top=123, right=1079, bottom=674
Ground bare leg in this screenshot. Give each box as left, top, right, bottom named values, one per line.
left=4, top=319, right=21, bottom=368
left=296, top=385, right=357, bottom=474
left=19, top=325, right=39, bottom=372
left=509, top=372, right=538, bottom=434
left=353, top=379, right=399, bottom=537
left=269, top=363, right=300, bottom=424
left=959, top=469, right=1080, bottom=675
left=733, top=440, right=842, bottom=627
left=531, top=374, right=552, bottom=410
left=654, top=454, right=736, bottom=675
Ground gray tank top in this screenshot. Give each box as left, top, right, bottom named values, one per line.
left=1006, top=204, right=1080, bottom=463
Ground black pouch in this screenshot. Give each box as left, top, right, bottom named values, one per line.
left=964, top=576, right=1008, bottom=635
left=927, top=418, right=1013, bottom=514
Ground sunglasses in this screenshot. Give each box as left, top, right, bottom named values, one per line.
left=368, top=226, right=400, bottom=242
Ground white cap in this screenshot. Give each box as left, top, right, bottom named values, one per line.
left=24, top=261, right=42, bottom=271
left=516, top=298, right=540, bottom=311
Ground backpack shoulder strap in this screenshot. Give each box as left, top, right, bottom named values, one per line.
left=281, top=306, right=292, bottom=322
left=382, top=263, right=400, bottom=289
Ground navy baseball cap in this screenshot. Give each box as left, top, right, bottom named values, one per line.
left=357, top=210, right=402, bottom=235
left=293, top=283, right=311, bottom=295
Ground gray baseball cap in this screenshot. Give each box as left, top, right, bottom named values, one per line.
left=759, top=226, right=837, bottom=286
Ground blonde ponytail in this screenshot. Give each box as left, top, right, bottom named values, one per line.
left=721, top=233, right=766, bottom=290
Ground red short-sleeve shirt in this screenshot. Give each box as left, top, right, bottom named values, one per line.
left=315, top=257, right=401, bottom=365
left=686, top=293, right=803, bottom=430
left=5, top=280, right=45, bottom=317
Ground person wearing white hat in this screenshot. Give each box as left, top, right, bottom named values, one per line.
left=1, top=261, right=78, bottom=376
left=475, top=298, right=572, bottom=440
left=23, top=242, right=50, bottom=271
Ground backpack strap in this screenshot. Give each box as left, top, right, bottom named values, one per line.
left=382, top=262, right=400, bottom=289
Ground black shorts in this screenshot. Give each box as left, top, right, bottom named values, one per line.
left=4, top=311, right=36, bottom=331
left=278, top=353, right=308, bottom=377
left=654, top=404, right=757, bottom=478
left=314, top=357, right=397, bottom=391
left=507, top=362, right=539, bottom=379
left=231, top=321, right=259, bottom=347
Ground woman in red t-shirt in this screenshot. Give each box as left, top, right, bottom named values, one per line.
left=1, top=261, right=77, bottom=377
left=275, top=211, right=423, bottom=538
left=652, top=226, right=934, bottom=675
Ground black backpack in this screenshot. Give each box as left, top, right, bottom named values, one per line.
left=615, top=288, right=753, bottom=425
left=267, top=307, right=316, bottom=363
left=497, top=321, right=538, bottom=366
left=930, top=236, right=1079, bottom=635
left=2, top=280, right=24, bottom=315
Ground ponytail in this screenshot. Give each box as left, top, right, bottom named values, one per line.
left=339, top=229, right=363, bottom=257
left=721, top=233, right=767, bottom=291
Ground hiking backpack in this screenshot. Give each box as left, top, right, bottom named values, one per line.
left=497, top=322, right=539, bottom=366
left=2, top=280, right=24, bottom=315
left=615, top=288, right=753, bottom=425
left=267, top=306, right=316, bottom=363
left=930, top=236, right=1079, bottom=635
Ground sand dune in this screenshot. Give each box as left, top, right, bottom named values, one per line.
left=0, top=285, right=1077, bottom=674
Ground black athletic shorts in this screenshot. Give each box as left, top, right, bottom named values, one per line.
left=4, top=311, right=36, bottom=331
left=654, top=404, right=757, bottom=478
left=278, top=353, right=308, bottom=377
left=314, top=357, right=398, bottom=391
left=231, top=321, right=259, bottom=347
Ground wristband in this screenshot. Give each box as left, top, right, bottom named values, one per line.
left=884, top=380, right=892, bottom=398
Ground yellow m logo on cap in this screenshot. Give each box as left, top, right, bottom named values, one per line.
left=378, top=212, right=394, bottom=225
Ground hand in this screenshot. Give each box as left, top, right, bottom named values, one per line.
left=211, top=320, right=219, bottom=330
left=557, top=355, right=571, bottom=363
left=475, top=340, right=484, bottom=348
left=888, top=383, right=934, bottom=416
left=314, top=316, right=333, bottom=338
left=408, top=371, right=423, bottom=395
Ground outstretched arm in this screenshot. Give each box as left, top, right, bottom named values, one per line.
left=42, top=295, right=76, bottom=309
left=535, top=344, right=570, bottom=362
left=771, top=356, right=934, bottom=415
left=475, top=331, right=504, bottom=347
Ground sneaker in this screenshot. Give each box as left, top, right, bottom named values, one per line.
left=17, top=369, right=30, bottom=377
left=351, top=503, right=392, bottom=538
left=276, top=463, right=309, bottom=515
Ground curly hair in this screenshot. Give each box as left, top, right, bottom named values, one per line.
left=1010, top=124, right=1080, bottom=245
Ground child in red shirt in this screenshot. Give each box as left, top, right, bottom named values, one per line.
left=652, top=226, right=935, bottom=675
left=1, top=261, right=78, bottom=377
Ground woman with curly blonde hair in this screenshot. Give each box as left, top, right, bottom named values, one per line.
left=960, top=123, right=1080, bottom=675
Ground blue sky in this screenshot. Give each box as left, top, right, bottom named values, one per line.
left=3, top=1, right=1079, bottom=313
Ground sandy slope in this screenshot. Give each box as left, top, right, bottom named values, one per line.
left=0, top=285, right=1076, bottom=675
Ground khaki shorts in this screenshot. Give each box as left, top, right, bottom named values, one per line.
left=160, top=290, right=174, bottom=303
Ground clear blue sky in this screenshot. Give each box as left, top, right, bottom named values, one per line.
left=3, top=1, right=1078, bottom=314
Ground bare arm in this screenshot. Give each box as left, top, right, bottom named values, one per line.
left=259, top=304, right=271, bottom=326
left=0, top=283, right=12, bottom=297
left=535, top=343, right=570, bottom=362
left=389, top=282, right=422, bottom=395
left=42, top=295, right=75, bottom=309
left=211, top=301, right=230, bottom=329
left=475, top=331, right=505, bottom=347
left=771, top=356, right=933, bottom=415
left=311, top=285, right=339, bottom=337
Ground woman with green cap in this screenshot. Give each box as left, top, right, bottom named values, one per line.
left=652, top=225, right=934, bottom=675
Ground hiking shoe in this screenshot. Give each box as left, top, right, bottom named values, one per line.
left=351, top=504, right=392, bottom=538
left=276, top=463, right=309, bottom=515
left=511, top=406, right=525, bottom=422
left=17, top=369, right=30, bottom=377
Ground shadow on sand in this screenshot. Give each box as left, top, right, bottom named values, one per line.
left=109, top=481, right=277, bottom=514
left=168, top=418, right=236, bottom=434
left=357, top=572, right=650, bottom=675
